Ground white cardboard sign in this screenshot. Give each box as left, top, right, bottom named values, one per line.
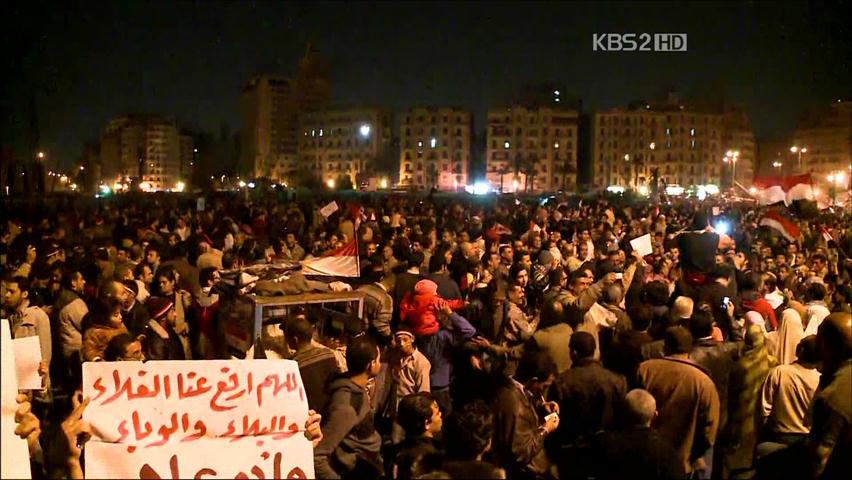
left=319, top=201, right=339, bottom=218
left=1, top=321, right=33, bottom=479
left=629, top=233, right=653, bottom=258
left=13, top=336, right=42, bottom=390
left=82, top=359, right=314, bottom=479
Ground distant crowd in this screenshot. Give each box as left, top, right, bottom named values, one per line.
left=2, top=191, right=851, bottom=479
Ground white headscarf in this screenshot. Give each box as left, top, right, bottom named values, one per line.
left=776, top=308, right=805, bottom=365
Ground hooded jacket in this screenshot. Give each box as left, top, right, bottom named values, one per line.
left=314, top=377, right=382, bottom=479
left=400, top=280, right=464, bottom=337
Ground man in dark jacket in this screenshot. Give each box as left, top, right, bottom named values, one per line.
left=393, top=392, right=443, bottom=480
left=121, top=280, right=151, bottom=336
left=702, top=264, right=742, bottom=340
left=428, top=254, right=462, bottom=301
left=676, top=211, right=735, bottom=302
left=589, top=388, right=685, bottom=480
left=689, top=310, right=742, bottom=444
left=549, top=331, right=627, bottom=477
left=492, top=349, right=560, bottom=480
left=314, top=335, right=383, bottom=479
left=285, top=315, right=338, bottom=416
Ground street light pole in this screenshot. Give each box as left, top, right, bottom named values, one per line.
left=723, top=150, right=739, bottom=190
left=790, top=146, right=807, bottom=172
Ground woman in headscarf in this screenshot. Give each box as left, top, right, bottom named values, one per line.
left=775, top=302, right=807, bottom=365
left=724, top=324, right=777, bottom=477
left=745, top=311, right=777, bottom=357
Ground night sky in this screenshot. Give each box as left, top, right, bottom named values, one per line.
left=3, top=0, right=850, bottom=169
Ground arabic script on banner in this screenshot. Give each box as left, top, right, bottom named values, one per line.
left=82, top=360, right=314, bottom=479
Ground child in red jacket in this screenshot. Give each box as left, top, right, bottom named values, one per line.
left=400, top=279, right=465, bottom=337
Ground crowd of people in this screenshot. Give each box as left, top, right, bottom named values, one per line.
left=2, top=190, right=851, bottom=480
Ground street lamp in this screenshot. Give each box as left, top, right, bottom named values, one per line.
left=827, top=171, right=847, bottom=206
left=37, top=152, right=45, bottom=160
left=790, top=146, right=807, bottom=172
left=772, top=161, right=783, bottom=170
left=723, top=150, right=739, bottom=188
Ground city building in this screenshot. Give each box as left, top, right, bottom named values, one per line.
left=399, top=107, right=472, bottom=190
left=240, top=47, right=330, bottom=181
left=485, top=105, right=579, bottom=193
left=298, top=108, right=392, bottom=187
left=240, top=74, right=299, bottom=180
left=722, top=105, right=756, bottom=187
left=98, top=114, right=184, bottom=192
left=791, top=99, right=851, bottom=187
left=591, top=95, right=747, bottom=190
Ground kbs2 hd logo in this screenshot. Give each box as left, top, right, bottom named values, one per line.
left=593, top=33, right=687, bottom=52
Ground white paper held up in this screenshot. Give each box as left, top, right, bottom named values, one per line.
left=12, top=336, right=42, bottom=390
left=629, top=233, right=653, bottom=258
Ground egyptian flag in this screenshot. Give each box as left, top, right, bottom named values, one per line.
left=759, top=211, right=801, bottom=243
left=302, top=240, right=360, bottom=277
left=752, top=174, right=814, bottom=205
left=529, top=221, right=546, bottom=234
left=486, top=223, right=513, bottom=242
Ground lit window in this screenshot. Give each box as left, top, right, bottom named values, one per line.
left=554, top=142, right=560, bottom=149
left=319, top=129, right=323, bottom=137
left=417, top=140, right=423, bottom=148
left=311, top=130, right=316, bottom=137
left=430, top=137, right=437, bottom=148
left=504, top=141, right=510, bottom=149
left=690, top=128, right=695, bottom=136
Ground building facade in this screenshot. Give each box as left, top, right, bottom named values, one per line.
left=240, top=48, right=331, bottom=181
left=792, top=100, right=851, bottom=186
left=298, top=108, right=391, bottom=187
left=240, top=74, right=298, bottom=180
left=592, top=100, right=730, bottom=189
left=98, top=115, right=184, bottom=192
left=399, top=107, right=472, bottom=190
left=486, top=106, right=579, bottom=193
left=722, top=105, right=756, bottom=187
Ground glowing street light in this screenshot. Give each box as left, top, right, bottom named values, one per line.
left=723, top=150, right=739, bottom=187
left=379, top=178, right=389, bottom=189
left=772, top=161, right=783, bottom=169
left=790, top=146, right=807, bottom=171
left=37, top=152, right=45, bottom=160
left=326, top=178, right=336, bottom=189
left=175, top=181, right=186, bottom=192
left=238, top=180, right=247, bottom=188
left=359, top=124, right=371, bottom=138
